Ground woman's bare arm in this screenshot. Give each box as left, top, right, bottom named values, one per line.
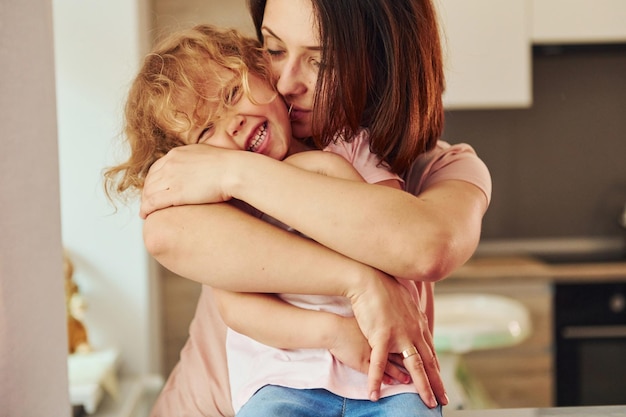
left=141, top=145, right=487, bottom=282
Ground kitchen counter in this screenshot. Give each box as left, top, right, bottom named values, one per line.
left=446, top=405, right=626, bottom=417
left=449, top=254, right=626, bottom=283
left=437, top=238, right=626, bottom=409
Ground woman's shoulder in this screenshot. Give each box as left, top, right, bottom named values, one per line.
left=404, top=140, right=492, bottom=200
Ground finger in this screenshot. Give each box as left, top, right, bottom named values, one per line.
left=419, top=334, right=448, bottom=405
left=140, top=188, right=170, bottom=219
left=384, top=361, right=411, bottom=385
left=422, top=352, right=447, bottom=406
left=367, top=345, right=388, bottom=402
left=403, top=353, right=437, bottom=408
left=146, top=154, right=167, bottom=174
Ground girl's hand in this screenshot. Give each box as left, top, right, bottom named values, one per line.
left=346, top=269, right=447, bottom=408
left=328, top=316, right=411, bottom=386
left=140, top=144, right=236, bottom=218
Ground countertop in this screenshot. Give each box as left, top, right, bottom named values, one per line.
left=446, top=405, right=626, bottom=416
left=449, top=254, right=626, bottom=283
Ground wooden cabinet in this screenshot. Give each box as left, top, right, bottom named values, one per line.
left=434, top=0, right=532, bottom=109
left=532, top=0, right=626, bottom=44
left=436, top=278, right=554, bottom=408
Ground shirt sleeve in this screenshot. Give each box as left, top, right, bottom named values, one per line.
left=403, top=141, right=492, bottom=205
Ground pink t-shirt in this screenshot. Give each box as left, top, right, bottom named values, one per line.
left=149, top=137, right=491, bottom=417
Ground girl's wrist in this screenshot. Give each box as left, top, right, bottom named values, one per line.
left=320, top=313, right=346, bottom=350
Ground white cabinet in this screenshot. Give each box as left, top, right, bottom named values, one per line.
left=435, top=0, right=626, bottom=109
left=532, top=0, right=626, bottom=44
left=435, top=0, right=532, bottom=109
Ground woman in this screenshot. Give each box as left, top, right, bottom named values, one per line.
left=144, top=0, right=491, bottom=415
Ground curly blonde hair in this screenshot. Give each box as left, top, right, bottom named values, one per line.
left=104, top=24, right=276, bottom=200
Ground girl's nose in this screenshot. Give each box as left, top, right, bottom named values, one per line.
left=228, top=115, right=245, bottom=137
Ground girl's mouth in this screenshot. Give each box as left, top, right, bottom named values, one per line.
left=247, top=122, right=267, bottom=152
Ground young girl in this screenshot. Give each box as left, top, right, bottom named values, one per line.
left=105, top=24, right=436, bottom=417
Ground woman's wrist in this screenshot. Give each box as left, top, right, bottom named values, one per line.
left=225, top=150, right=282, bottom=200
left=342, top=262, right=381, bottom=302
left=219, top=149, right=254, bottom=201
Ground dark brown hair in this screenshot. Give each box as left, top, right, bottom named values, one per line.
left=248, top=0, right=445, bottom=174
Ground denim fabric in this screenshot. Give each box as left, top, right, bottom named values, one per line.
left=235, top=385, right=443, bottom=417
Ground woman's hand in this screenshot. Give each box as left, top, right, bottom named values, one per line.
left=140, top=144, right=236, bottom=218
left=328, top=315, right=411, bottom=386
left=346, top=269, right=447, bottom=408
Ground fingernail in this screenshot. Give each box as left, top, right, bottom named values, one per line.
left=370, top=391, right=380, bottom=402
left=444, top=393, right=450, bottom=405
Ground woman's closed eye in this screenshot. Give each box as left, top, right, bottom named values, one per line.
left=308, top=55, right=321, bottom=70
left=266, top=48, right=285, bottom=59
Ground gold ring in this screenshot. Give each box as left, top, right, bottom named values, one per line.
left=401, top=345, right=418, bottom=359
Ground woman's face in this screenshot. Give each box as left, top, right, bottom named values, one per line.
left=180, top=68, right=291, bottom=161
left=261, top=0, right=320, bottom=139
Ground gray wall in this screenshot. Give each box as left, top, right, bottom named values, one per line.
left=443, top=46, right=626, bottom=240
left=0, top=0, right=70, bottom=414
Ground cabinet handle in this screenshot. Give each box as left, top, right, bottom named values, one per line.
left=562, top=325, right=626, bottom=340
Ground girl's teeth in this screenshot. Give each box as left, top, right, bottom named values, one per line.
left=248, top=122, right=267, bottom=152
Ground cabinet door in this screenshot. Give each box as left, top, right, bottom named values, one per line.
left=532, top=0, right=626, bottom=44
left=435, top=0, right=532, bottom=109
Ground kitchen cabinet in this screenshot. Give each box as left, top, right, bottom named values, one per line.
left=436, top=277, right=554, bottom=408
left=532, top=0, right=626, bottom=44
left=435, top=0, right=532, bottom=109
left=435, top=0, right=626, bottom=109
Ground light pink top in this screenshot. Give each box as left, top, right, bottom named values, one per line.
left=149, top=138, right=492, bottom=417
left=228, top=131, right=407, bottom=412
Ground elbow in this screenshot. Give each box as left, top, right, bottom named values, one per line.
left=142, top=211, right=174, bottom=262
left=402, top=231, right=477, bottom=283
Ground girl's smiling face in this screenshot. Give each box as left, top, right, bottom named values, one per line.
left=179, top=66, right=292, bottom=161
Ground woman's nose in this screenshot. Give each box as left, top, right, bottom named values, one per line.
left=275, top=58, right=308, bottom=98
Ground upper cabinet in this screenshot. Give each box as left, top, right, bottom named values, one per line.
left=436, top=0, right=626, bottom=109
left=435, top=0, right=532, bottom=110
left=532, top=0, right=626, bottom=44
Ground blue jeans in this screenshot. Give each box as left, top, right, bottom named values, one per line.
left=236, top=385, right=443, bottom=417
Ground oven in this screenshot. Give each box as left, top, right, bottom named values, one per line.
left=554, top=281, right=626, bottom=406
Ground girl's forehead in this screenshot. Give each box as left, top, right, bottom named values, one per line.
left=199, top=61, right=238, bottom=88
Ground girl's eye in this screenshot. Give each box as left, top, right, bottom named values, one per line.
left=224, top=85, right=242, bottom=105
left=197, top=123, right=215, bottom=143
